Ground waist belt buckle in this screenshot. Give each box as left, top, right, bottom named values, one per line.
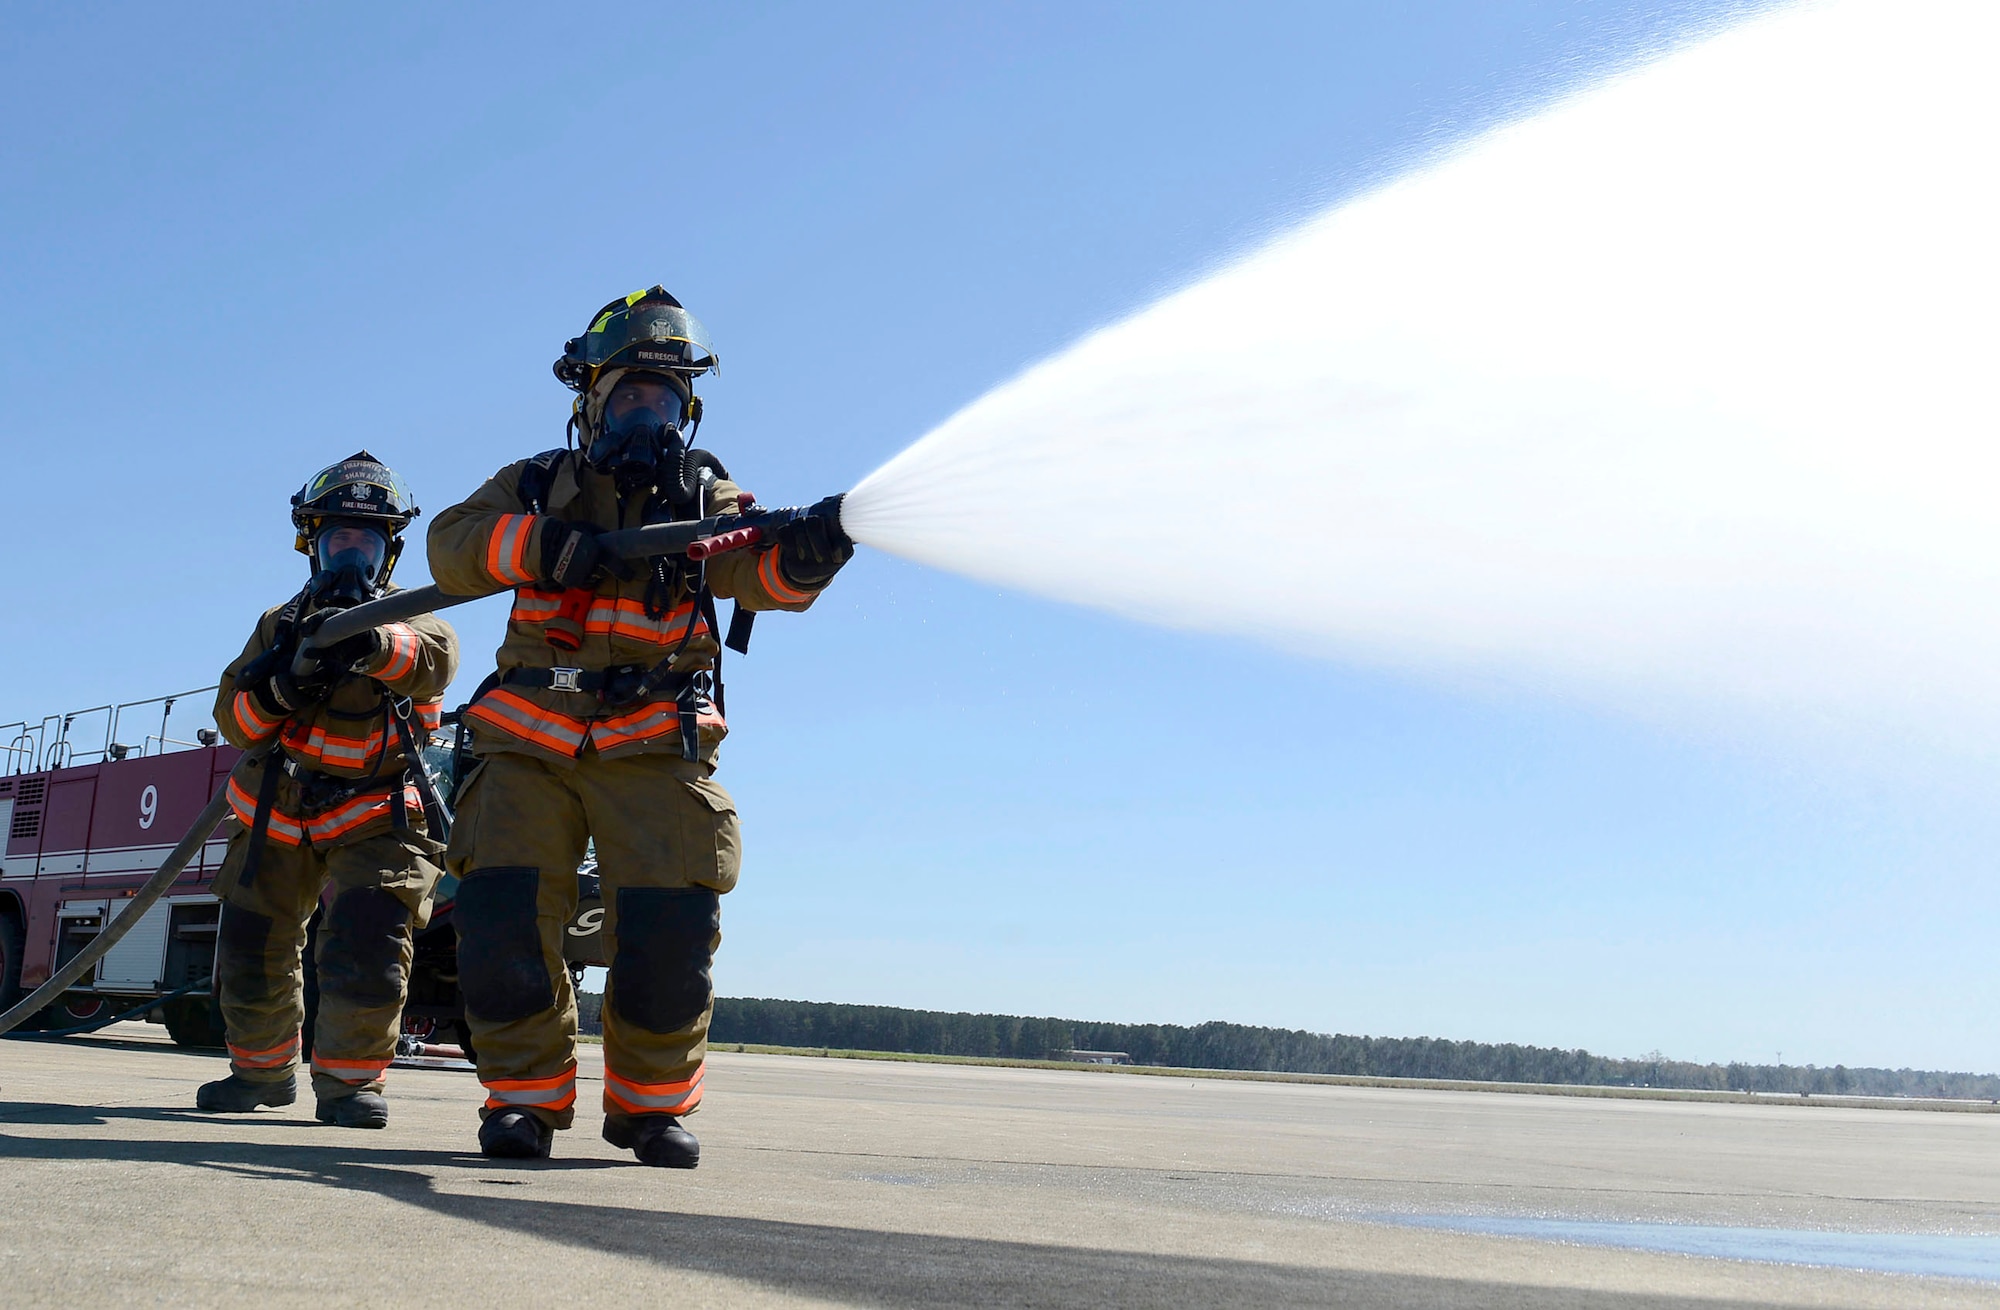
left=548, top=667, right=585, bottom=694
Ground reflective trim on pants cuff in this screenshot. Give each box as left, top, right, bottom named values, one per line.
left=228, top=1035, right=301, bottom=1070
left=481, top=1062, right=578, bottom=1112
left=603, top=1062, right=705, bottom=1115
left=311, top=1054, right=392, bottom=1084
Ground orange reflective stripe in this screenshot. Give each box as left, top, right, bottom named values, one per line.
left=312, top=1053, right=392, bottom=1083
left=371, top=623, right=420, bottom=681
left=302, top=786, right=421, bottom=843
left=589, top=700, right=725, bottom=752
left=511, top=589, right=564, bottom=623
left=758, top=546, right=814, bottom=605
left=231, top=690, right=281, bottom=740
left=415, top=699, right=443, bottom=729
left=464, top=688, right=588, bottom=755
left=229, top=1035, right=300, bottom=1069
left=281, top=720, right=389, bottom=770
left=593, top=598, right=708, bottom=646
left=509, top=592, right=709, bottom=646
left=486, top=514, right=538, bottom=587
left=482, top=1063, right=578, bottom=1111
left=227, top=776, right=305, bottom=845
left=230, top=1035, right=300, bottom=1060
left=603, top=1063, right=705, bottom=1115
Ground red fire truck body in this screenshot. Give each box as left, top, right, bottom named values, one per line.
left=1, top=691, right=606, bottom=1050
left=1, top=743, right=239, bottom=1028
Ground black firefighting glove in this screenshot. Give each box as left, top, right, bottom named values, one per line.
left=242, top=632, right=314, bottom=721
left=316, top=627, right=386, bottom=675
left=292, top=608, right=386, bottom=676
left=247, top=650, right=335, bottom=719
left=239, top=627, right=325, bottom=718
left=275, top=612, right=385, bottom=702
left=538, top=518, right=634, bottom=590
left=774, top=495, right=854, bottom=590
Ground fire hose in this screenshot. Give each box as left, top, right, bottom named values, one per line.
left=0, top=498, right=838, bottom=1039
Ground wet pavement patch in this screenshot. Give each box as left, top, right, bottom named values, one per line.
left=1385, top=1214, right=2000, bottom=1282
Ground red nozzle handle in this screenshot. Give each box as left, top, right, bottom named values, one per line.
left=687, top=525, right=764, bottom=560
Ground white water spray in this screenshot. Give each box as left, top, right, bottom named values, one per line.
left=840, top=0, right=2000, bottom=754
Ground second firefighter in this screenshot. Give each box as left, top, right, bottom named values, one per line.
left=197, top=452, right=459, bottom=1128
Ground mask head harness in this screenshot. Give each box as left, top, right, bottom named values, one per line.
left=290, top=450, right=419, bottom=608
left=553, top=286, right=718, bottom=504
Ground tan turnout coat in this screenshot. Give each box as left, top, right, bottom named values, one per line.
left=427, top=451, right=823, bottom=763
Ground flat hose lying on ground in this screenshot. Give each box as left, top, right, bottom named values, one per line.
left=0, top=507, right=837, bottom=1041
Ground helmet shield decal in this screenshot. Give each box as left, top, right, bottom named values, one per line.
left=584, top=300, right=716, bottom=374
left=295, top=452, right=417, bottom=528
left=290, top=450, right=417, bottom=586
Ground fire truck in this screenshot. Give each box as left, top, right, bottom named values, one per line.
left=0, top=689, right=604, bottom=1054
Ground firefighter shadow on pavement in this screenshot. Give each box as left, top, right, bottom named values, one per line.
left=0, top=1100, right=461, bottom=1132
left=0, top=1123, right=1783, bottom=1309
left=0, top=1115, right=616, bottom=1178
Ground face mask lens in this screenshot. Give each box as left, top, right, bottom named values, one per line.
left=314, top=524, right=388, bottom=581
left=603, top=375, right=687, bottom=438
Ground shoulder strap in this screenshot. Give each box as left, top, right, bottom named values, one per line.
left=389, top=697, right=452, bottom=835
left=237, top=586, right=314, bottom=690
left=516, top=449, right=570, bottom=515
left=238, top=756, right=285, bottom=887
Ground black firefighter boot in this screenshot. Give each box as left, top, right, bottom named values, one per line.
left=479, top=1109, right=554, bottom=1160
left=603, top=1112, right=700, bottom=1168
left=195, top=1073, right=298, bottom=1113
left=316, top=1091, right=390, bottom=1129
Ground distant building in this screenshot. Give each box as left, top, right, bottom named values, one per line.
left=1060, top=1050, right=1132, bottom=1065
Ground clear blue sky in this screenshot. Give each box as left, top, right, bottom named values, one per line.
left=8, top=2, right=1987, bottom=1072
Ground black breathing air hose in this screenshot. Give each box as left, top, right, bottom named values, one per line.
left=2, top=976, right=214, bottom=1040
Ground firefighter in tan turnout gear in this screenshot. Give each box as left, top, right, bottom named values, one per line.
left=195, top=453, right=460, bottom=1128
left=429, top=286, right=851, bottom=1165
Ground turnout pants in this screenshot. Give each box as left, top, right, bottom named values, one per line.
left=446, top=748, right=740, bottom=1130
left=212, top=822, right=443, bottom=1100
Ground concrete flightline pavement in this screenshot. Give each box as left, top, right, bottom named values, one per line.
left=3, top=1024, right=1998, bottom=1307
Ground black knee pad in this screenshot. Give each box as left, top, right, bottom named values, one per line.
left=316, top=887, right=412, bottom=1009
left=217, top=904, right=274, bottom=997
left=611, top=887, right=720, bottom=1034
left=455, top=867, right=554, bottom=1024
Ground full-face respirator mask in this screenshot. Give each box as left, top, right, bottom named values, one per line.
left=585, top=370, right=701, bottom=502
left=308, top=521, right=390, bottom=609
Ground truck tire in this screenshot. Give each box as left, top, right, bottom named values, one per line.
left=162, top=996, right=227, bottom=1048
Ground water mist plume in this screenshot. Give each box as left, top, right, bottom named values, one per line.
left=840, top=0, right=2000, bottom=754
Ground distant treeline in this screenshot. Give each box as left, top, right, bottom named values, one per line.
left=628, top=1000, right=2000, bottom=1104
left=571, top=994, right=1998, bottom=1100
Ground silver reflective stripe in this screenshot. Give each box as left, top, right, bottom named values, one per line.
left=606, top=1069, right=704, bottom=1110
left=493, top=516, right=533, bottom=584
left=592, top=706, right=676, bottom=747
left=471, top=693, right=587, bottom=750
left=483, top=1076, right=576, bottom=1107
